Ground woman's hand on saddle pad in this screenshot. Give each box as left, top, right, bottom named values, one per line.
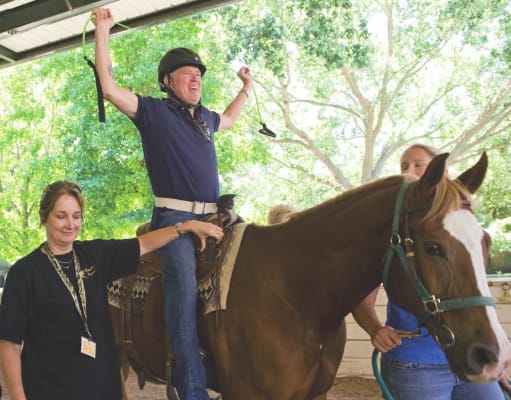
left=181, top=220, right=223, bottom=251
left=371, top=326, right=402, bottom=353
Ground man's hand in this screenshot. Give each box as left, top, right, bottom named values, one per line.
left=91, top=7, right=115, bottom=30
left=237, top=66, right=253, bottom=89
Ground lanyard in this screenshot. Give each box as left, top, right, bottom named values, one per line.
left=43, top=243, right=93, bottom=340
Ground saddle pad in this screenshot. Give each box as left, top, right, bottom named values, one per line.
left=107, top=275, right=156, bottom=309
left=199, top=222, right=247, bottom=314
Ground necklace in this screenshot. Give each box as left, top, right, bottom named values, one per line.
left=54, top=252, right=74, bottom=269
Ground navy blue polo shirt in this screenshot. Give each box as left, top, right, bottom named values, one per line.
left=132, top=95, right=221, bottom=203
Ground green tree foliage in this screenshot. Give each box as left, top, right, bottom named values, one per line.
left=0, top=0, right=510, bottom=263
left=219, top=0, right=511, bottom=187
left=0, top=63, right=67, bottom=256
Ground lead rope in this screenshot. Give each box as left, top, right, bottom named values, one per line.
left=374, top=348, right=511, bottom=400
left=371, top=329, right=423, bottom=400
left=252, top=85, right=277, bottom=137
left=372, top=349, right=393, bottom=400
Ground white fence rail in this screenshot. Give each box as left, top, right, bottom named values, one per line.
left=340, top=277, right=511, bottom=377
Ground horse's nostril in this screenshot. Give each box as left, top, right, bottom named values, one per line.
left=467, top=343, right=499, bottom=373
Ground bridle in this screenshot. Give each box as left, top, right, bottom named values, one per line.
left=382, top=182, right=495, bottom=348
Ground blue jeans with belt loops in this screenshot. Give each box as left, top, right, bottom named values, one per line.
left=151, top=207, right=209, bottom=400
left=381, top=357, right=505, bottom=400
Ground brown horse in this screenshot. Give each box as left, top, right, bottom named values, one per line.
left=109, top=225, right=171, bottom=399
left=111, top=152, right=511, bottom=399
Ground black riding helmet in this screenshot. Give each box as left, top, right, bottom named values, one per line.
left=158, top=48, right=206, bottom=92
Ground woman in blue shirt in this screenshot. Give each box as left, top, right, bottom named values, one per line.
left=352, top=144, right=507, bottom=400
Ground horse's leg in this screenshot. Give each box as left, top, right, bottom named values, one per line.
left=308, top=320, right=347, bottom=399
left=110, top=305, right=130, bottom=400
left=118, top=348, right=132, bottom=400
left=120, top=369, right=129, bottom=400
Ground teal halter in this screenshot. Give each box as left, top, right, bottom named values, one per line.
left=375, top=181, right=496, bottom=400
left=382, top=182, right=495, bottom=333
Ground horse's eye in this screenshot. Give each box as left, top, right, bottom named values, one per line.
left=424, top=242, right=444, bottom=257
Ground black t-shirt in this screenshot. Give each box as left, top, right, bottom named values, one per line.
left=0, top=238, right=140, bottom=400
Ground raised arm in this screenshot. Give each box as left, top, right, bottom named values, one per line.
left=137, top=220, right=223, bottom=256
left=218, top=66, right=253, bottom=131
left=91, top=8, right=138, bottom=118
left=0, top=340, right=26, bottom=400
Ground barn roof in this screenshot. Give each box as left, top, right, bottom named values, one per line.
left=0, top=0, right=239, bottom=70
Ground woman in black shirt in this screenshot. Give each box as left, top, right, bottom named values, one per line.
left=0, top=180, right=223, bottom=399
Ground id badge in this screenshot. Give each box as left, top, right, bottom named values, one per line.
left=81, top=336, right=96, bottom=359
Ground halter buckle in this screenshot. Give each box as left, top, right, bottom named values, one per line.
left=423, top=295, right=444, bottom=315
left=390, top=233, right=401, bottom=246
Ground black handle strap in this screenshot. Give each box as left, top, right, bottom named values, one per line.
left=84, top=56, right=105, bottom=123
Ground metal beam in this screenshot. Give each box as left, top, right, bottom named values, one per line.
left=0, top=0, right=116, bottom=34
left=0, top=44, right=16, bottom=63
left=0, top=0, right=241, bottom=70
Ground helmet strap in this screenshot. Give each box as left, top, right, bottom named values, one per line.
left=164, top=82, right=201, bottom=110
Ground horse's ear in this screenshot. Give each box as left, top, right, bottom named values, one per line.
left=416, top=153, right=449, bottom=196
left=456, top=152, right=488, bottom=194
left=136, top=222, right=151, bottom=237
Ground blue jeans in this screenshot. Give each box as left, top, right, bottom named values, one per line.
left=381, top=357, right=504, bottom=400
left=151, top=207, right=209, bottom=400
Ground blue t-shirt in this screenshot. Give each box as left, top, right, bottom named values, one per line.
left=132, top=95, right=221, bottom=202
left=382, top=298, right=448, bottom=364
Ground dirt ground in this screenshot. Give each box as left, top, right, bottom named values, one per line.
left=0, top=369, right=382, bottom=399
left=122, top=373, right=382, bottom=400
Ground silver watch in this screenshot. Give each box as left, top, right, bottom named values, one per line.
left=174, top=222, right=183, bottom=236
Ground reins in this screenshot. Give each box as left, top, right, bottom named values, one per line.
left=81, top=15, right=129, bottom=122
left=252, top=86, right=277, bottom=137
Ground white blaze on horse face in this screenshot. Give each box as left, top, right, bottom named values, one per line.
left=444, top=209, right=511, bottom=380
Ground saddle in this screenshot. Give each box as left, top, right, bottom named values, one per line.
left=114, top=195, right=242, bottom=396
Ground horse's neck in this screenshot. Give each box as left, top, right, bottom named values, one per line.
left=273, top=183, right=399, bottom=319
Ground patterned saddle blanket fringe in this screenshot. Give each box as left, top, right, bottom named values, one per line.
left=108, top=223, right=247, bottom=315
left=108, top=275, right=156, bottom=311
left=198, top=222, right=247, bottom=314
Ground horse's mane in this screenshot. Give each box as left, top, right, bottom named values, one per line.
left=283, top=173, right=472, bottom=225
left=423, top=177, right=472, bottom=222
left=288, top=175, right=405, bottom=222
